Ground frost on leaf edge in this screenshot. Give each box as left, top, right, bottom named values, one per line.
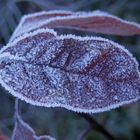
left=0, top=78, right=140, bottom=114
left=0, top=30, right=140, bottom=113
left=0, top=28, right=57, bottom=54
left=9, top=10, right=73, bottom=42
left=9, top=10, right=140, bottom=41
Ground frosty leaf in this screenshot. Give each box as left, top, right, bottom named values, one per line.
left=46, top=10, right=140, bottom=36
left=0, top=29, right=140, bottom=113
left=10, top=11, right=73, bottom=42
left=10, top=10, right=140, bottom=42
left=21, top=10, right=73, bottom=27
left=12, top=112, right=55, bottom=140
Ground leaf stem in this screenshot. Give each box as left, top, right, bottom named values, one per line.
left=15, top=98, right=20, bottom=118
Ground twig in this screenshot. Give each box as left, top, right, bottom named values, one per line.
left=77, top=113, right=116, bottom=140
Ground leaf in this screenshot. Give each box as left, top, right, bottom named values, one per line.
left=10, top=11, right=73, bottom=42
left=46, top=11, right=140, bottom=36
left=10, top=10, right=140, bottom=42
left=0, top=28, right=140, bottom=113
left=12, top=112, right=55, bottom=140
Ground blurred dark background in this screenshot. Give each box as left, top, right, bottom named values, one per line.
left=0, top=0, right=140, bottom=140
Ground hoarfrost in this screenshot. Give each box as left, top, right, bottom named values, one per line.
left=0, top=11, right=140, bottom=113
left=10, top=10, right=140, bottom=41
